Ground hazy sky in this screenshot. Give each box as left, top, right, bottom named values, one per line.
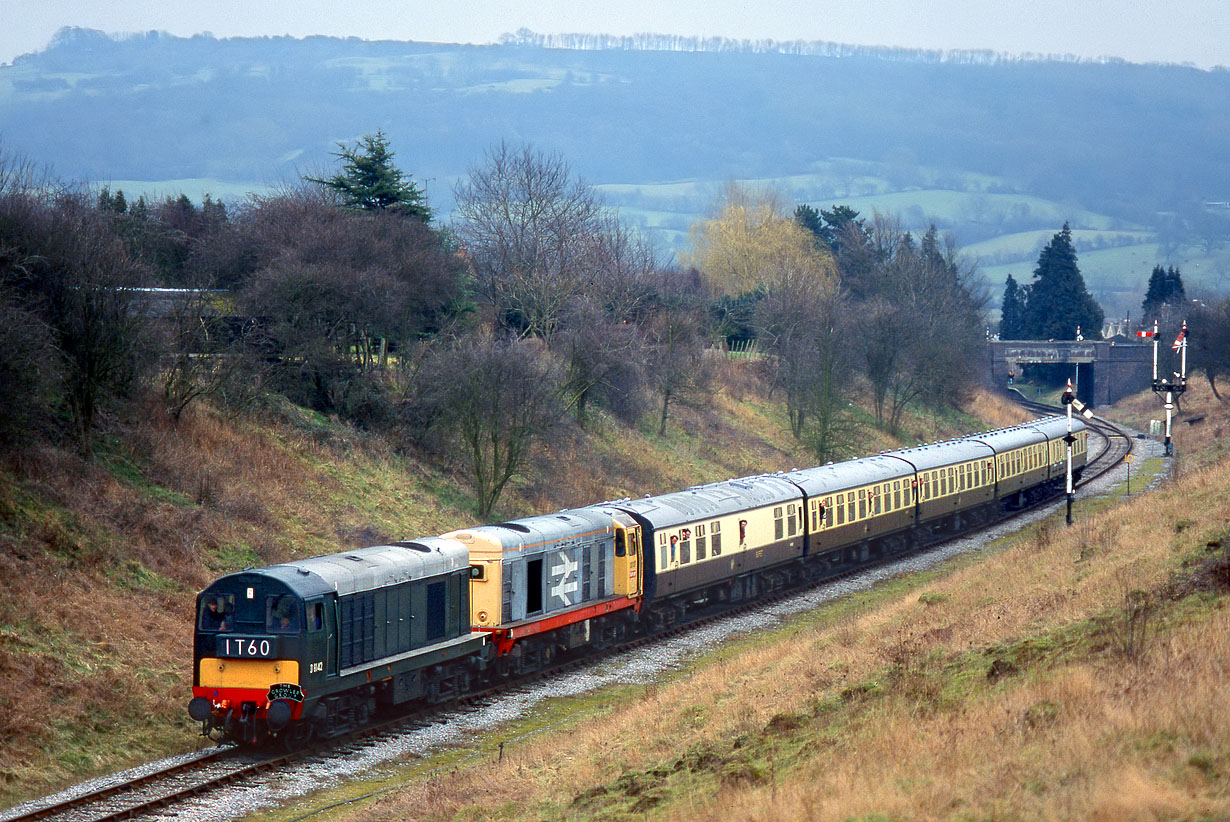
left=3, top=0, right=1228, bottom=69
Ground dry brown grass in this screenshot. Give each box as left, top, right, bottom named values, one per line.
left=353, top=398, right=1230, bottom=822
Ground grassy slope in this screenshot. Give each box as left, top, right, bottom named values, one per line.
left=0, top=364, right=1010, bottom=808
left=319, top=383, right=1230, bottom=822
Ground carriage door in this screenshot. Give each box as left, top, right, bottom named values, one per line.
left=612, top=520, right=643, bottom=597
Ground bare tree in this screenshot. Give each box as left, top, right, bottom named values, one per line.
left=643, top=269, right=714, bottom=436
left=3, top=187, right=153, bottom=451
left=452, top=142, right=603, bottom=338
left=418, top=332, right=562, bottom=517
left=235, top=189, right=465, bottom=421
left=841, top=216, right=986, bottom=431
left=1191, top=297, right=1230, bottom=401
left=157, top=288, right=269, bottom=424
left=554, top=297, right=647, bottom=427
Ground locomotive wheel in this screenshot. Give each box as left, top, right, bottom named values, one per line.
left=282, top=721, right=314, bottom=752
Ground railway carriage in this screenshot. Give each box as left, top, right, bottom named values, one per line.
left=890, top=439, right=998, bottom=532
left=786, top=455, right=916, bottom=568
left=972, top=423, right=1050, bottom=501
left=615, top=474, right=804, bottom=623
left=1023, top=416, right=1088, bottom=484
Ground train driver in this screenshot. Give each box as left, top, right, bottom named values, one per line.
left=200, top=598, right=227, bottom=631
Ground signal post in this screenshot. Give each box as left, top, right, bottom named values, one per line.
left=1060, top=378, right=1093, bottom=526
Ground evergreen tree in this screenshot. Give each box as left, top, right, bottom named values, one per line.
left=1022, top=223, right=1103, bottom=340
left=1141, top=264, right=1168, bottom=321
left=819, top=204, right=862, bottom=256
left=1164, top=265, right=1186, bottom=307
left=1141, top=264, right=1187, bottom=322
left=999, top=274, right=1028, bottom=339
left=306, top=130, right=432, bottom=220
left=794, top=204, right=824, bottom=249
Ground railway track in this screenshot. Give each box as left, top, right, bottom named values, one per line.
left=4, top=407, right=1144, bottom=822
left=1013, top=396, right=1135, bottom=487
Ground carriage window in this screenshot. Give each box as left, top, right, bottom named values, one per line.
left=873, top=488, right=881, bottom=515
left=859, top=492, right=867, bottom=519
left=679, top=538, right=691, bottom=564
left=787, top=504, right=797, bottom=536
left=696, top=534, right=707, bottom=560
left=739, top=520, right=748, bottom=546
left=711, top=521, right=722, bottom=555
left=894, top=481, right=902, bottom=508
left=774, top=507, right=784, bottom=540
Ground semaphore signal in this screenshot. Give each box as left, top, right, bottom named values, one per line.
left=1149, top=319, right=1187, bottom=457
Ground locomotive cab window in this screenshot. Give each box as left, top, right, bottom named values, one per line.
left=199, top=594, right=234, bottom=632
left=267, top=595, right=300, bottom=633
left=309, top=602, right=324, bottom=631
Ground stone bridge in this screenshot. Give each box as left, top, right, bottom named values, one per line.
left=984, top=340, right=1154, bottom=407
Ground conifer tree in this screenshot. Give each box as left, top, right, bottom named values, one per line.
left=999, top=274, right=1028, bottom=339
left=1141, top=264, right=1168, bottom=321
left=1022, top=223, right=1103, bottom=340
left=1141, top=264, right=1187, bottom=322
left=306, top=130, right=431, bottom=220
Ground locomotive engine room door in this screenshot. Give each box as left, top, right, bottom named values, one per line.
left=325, top=598, right=338, bottom=677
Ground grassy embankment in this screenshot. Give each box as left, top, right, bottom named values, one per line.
left=0, top=363, right=1012, bottom=809
left=313, top=383, right=1230, bottom=822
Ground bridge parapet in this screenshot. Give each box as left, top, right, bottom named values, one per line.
left=985, top=340, right=1153, bottom=407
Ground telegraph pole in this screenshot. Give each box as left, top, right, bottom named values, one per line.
left=1150, top=320, right=1188, bottom=457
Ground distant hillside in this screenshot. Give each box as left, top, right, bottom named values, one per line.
left=2, top=27, right=1229, bottom=315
